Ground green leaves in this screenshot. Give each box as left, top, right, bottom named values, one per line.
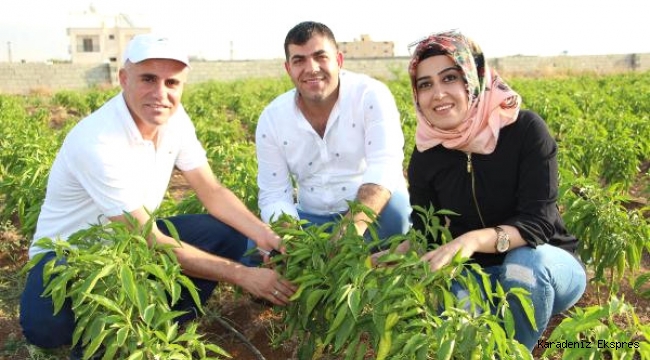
left=544, top=297, right=650, bottom=359
left=559, top=174, right=650, bottom=296
left=272, top=207, right=533, bottom=359
left=26, top=217, right=229, bottom=359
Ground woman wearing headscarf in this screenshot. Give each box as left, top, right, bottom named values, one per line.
left=394, top=30, right=586, bottom=350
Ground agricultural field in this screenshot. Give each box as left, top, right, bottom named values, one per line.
left=0, top=71, right=649, bottom=359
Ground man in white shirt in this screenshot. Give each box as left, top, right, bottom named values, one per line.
left=253, top=21, right=410, bottom=258
left=20, top=33, right=295, bottom=358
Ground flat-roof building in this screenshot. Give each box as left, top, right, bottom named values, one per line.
left=67, top=6, right=150, bottom=64
left=339, top=34, right=394, bottom=58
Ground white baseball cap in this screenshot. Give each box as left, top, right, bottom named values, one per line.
left=123, top=33, right=190, bottom=67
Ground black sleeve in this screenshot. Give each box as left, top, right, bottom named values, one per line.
left=504, top=110, right=559, bottom=246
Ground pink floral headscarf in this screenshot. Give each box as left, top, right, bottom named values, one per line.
left=408, top=30, right=521, bottom=154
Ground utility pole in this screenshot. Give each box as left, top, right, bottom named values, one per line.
left=7, top=41, right=12, bottom=63
left=230, top=40, right=234, bottom=61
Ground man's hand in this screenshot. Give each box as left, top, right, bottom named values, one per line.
left=253, top=225, right=285, bottom=258
left=350, top=183, right=391, bottom=237
left=258, top=248, right=282, bottom=265
left=239, top=267, right=297, bottom=306
left=370, top=239, right=410, bottom=266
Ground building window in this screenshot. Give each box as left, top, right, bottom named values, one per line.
left=82, top=38, right=93, bottom=52
left=109, top=34, right=115, bottom=40
left=78, top=36, right=100, bottom=52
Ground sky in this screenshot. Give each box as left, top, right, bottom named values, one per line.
left=1, top=0, right=648, bottom=63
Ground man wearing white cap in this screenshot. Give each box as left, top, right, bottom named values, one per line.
left=19, top=33, right=296, bottom=359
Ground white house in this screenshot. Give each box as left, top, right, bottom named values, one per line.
left=67, top=6, right=150, bottom=64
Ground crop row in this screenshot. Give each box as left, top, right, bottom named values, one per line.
left=1, top=71, right=648, bottom=358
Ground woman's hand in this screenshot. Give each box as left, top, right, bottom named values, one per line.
left=420, top=232, right=479, bottom=271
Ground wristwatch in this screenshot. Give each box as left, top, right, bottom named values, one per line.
left=494, top=226, right=510, bottom=253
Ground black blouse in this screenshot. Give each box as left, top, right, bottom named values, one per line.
left=408, top=110, right=579, bottom=267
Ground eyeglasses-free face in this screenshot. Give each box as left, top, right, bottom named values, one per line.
left=414, top=54, right=470, bottom=130
left=284, top=34, right=343, bottom=106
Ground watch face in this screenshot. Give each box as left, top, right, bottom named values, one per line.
left=495, top=227, right=510, bottom=253
left=497, top=238, right=509, bottom=252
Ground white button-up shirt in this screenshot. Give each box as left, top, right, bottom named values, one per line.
left=256, top=70, right=407, bottom=223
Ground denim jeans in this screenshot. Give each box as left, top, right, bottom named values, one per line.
left=20, top=214, right=247, bottom=349
left=298, top=187, right=412, bottom=240
left=240, top=188, right=412, bottom=266
left=450, top=244, right=586, bottom=351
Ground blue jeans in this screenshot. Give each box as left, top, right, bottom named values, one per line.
left=298, top=188, right=412, bottom=240
left=20, top=214, right=247, bottom=349
left=240, top=188, right=412, bottom=266
left=450, top=244, right=586, bottom=351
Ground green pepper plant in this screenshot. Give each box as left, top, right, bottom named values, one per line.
left=24, top=214, right=230, bottom=360
left=269, top=203, right=534, bottom=359
left=543, top=296, right=650, bottom=359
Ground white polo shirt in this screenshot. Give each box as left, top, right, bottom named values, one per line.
left=29, top=93, right=207, bottom=258
left=256, top=70, right=407, bottom=223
